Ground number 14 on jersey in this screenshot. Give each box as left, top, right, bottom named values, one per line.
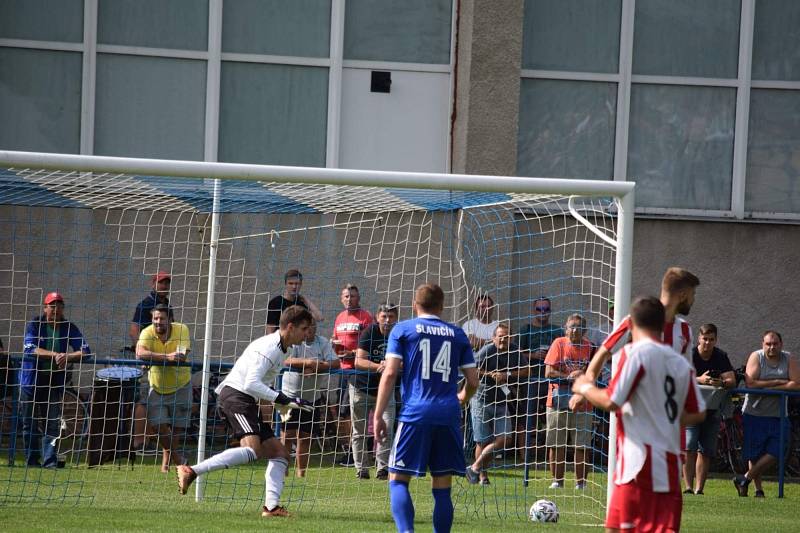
left=420, top=339, right=452, bottom=381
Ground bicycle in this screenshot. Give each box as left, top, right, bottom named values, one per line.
left=715, top=398, right=746, bottom=475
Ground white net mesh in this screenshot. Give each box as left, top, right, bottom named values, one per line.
left=0, top=163, right=622, bottom=525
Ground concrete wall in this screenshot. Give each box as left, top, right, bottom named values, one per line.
left=451, top=0, right=524, bottom=175
left=632, top=218, right=800, bottom=366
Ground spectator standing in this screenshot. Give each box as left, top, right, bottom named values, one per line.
left=682, top=323, right=735, bottom=495
left=351, top=303, right=399, bottom=480
left=136, top=304, right=192, bottom=472
left=266, top=269, right=323, bottom=334
left=733, top=330, right=800, bottom=497
left=281, top=319, right=339, bottom=478
left=129, top=270, right=174, bottom=454
left=519, top=297, right=564, bottom=443
left=465, top=323, right=527, bottom=485
left=21, top=292, right=90, bottom=468
left=462, top=293, right=499, bottom=352
left=331, top=284, right=374, bottom=370
left=543, top=314, right=593, bottom=489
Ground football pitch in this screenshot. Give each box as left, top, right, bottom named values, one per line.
left=0, top=461, right=798, bottom=532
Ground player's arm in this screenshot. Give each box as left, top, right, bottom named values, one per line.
left=373, top=356, right=401, bottom=442
left=681, top=369, right=707, bottom=425
left=744, top=350, right=788, bottom=388
left=458, top=366, right=479, bottom=405
left=584, top=345, right=611, bottom=381
left=571, top=374, right=618, bottom=412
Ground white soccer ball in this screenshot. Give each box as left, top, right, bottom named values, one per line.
left=529, top=499, right=559, bottom=523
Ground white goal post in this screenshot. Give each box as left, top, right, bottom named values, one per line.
left=0, top=149, right=633, bottom=520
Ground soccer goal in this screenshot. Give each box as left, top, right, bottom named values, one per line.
left=0, top=150, right=633, bottom=525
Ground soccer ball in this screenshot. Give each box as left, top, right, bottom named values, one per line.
left=529, top=499, right=559, bottom=523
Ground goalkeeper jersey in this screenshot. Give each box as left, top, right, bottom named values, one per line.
left=217, top=331, right=288, bottom=402
left=387, top=313, right=475, bottom=425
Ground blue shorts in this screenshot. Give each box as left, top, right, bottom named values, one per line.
left=685, top=410, right=720, bottom=456
left=470, top=400, right=512, bottom=444
left=742, top=414, right=791, bottom=461
left=389, top=421, right=466, bottom=477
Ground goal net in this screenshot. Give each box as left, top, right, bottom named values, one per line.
left=0, top=151, right=633, bottom=526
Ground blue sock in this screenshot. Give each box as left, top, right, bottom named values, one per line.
left=431, top=487, right=453, bottom=533
left=389, top=480, right=415, bottom=532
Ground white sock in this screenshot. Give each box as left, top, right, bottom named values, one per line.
left=192, top=446, right=257, bottom=476
left=264, top=457, right=288, bottom=510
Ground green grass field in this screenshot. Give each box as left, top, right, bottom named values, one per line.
left=0, top=458, right=798, bottom=532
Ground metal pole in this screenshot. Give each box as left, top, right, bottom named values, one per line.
left=195, top=178, right=222, bottom=502
left=607, top=188, right=635, bottom=508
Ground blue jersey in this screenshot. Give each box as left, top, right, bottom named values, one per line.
left=386, top=314, right=475, bottom=425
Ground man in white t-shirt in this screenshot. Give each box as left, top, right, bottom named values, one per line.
left=572, top=296, right=705, bottom=532
left=461, top=293, right=499, bottom=352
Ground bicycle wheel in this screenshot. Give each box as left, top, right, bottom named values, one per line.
left=725, top=415, right=747, bottom=475
left=58, top=389, right=90, bottom=460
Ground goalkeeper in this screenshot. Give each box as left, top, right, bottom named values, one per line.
left=177, top=306, right=314, bottom=518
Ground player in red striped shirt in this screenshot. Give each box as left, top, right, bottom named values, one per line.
left=573, top=296, right=706, bottom=532
left=570, top=268, right=699, bottom=412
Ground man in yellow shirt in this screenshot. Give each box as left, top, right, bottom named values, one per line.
left=136, top=303, right=192, bottom=472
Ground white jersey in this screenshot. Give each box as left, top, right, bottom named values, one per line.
left=603, top=314, right=692, bottom=360
left=282, top=335, right=338, bottom=402
left=607, top=338, right=704, bottom=493
left=216, top=331, right=288, bottom=402
left=461, top=318, right=499, bottom=343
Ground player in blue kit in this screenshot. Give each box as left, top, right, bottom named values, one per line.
left=373, top=284, right=479, bottom=533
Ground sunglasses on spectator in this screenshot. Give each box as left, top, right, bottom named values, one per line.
left=534, top=306, right=551, bottom=312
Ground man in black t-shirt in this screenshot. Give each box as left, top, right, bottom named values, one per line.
left=265, top=269, right=323, bottom=334
left=683, top=323, right=735, bottom=495
left=351, top=303, right=398, bottom=480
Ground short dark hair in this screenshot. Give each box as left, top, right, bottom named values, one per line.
left=763, top=329, right=783, bottom=343
left=343, top=283, right=359, bottom=293
left=629, top=296, right=665, bottom=332
left=284, top=269, right=303, bottom=283
left=414, top=283, right=444, bottom=313
left=377, top=303, right=398, bottom=314
left=698, top=323, right=718, bottom=337
left=534, top=296, right=552, bottom=305
left=494, top=322, right=511, bottom=336
left=279, top=305, right=313, bottom=329
left=661, top=267, right=700, bottom=294
left=152, top=303, right=171, bottom=316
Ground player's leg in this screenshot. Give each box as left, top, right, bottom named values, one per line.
left=429, top=424, right=466, bottom=533
left=177, top=388, right=261, bottom=494
left=388, top=421, right=424, bottom=532
left=261, top=435, right=291, bottom=516
left=350, top=385, right=370, bottom=478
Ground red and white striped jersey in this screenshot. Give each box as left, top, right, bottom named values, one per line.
left=602, top=315, right=692, bottom=359
left=606, top=338, right=704, bottom=493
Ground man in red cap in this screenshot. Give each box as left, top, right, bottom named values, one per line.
left=22, top=292, right=90, bottom=468
left=129, top=271, right=175, bottom=454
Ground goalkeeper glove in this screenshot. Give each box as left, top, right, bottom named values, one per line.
left=274, top=393, right=314, bottom=423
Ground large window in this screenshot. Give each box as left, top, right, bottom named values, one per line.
left=519, top=0, right=800, bottom=219
left=0, top=0, right=454, bottom=170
